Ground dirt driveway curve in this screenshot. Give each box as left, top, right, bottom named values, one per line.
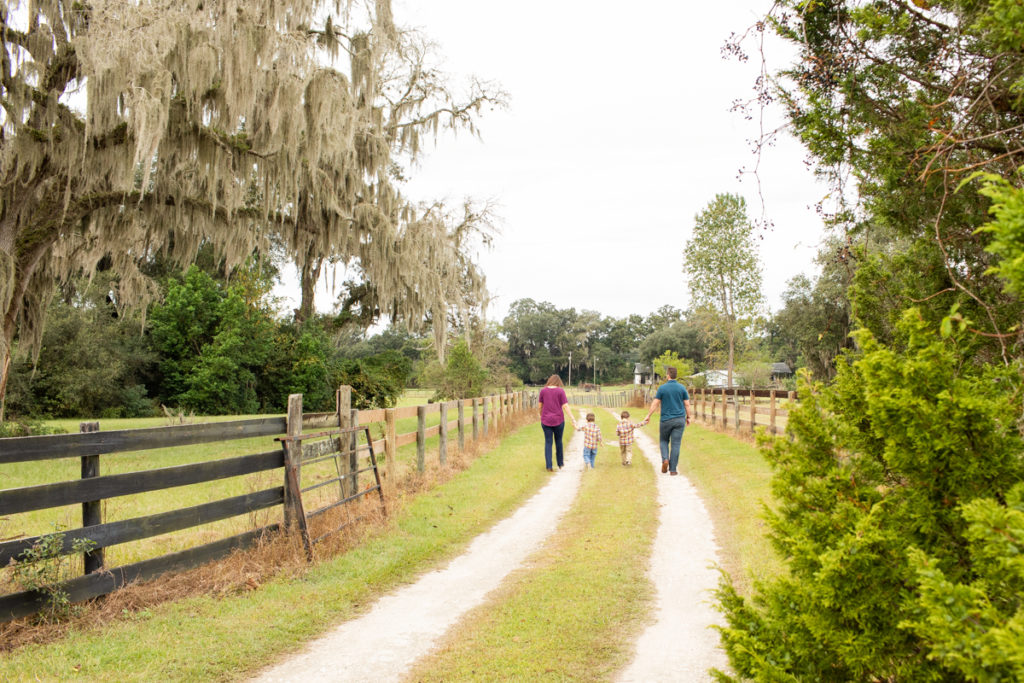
left=252, top=410, right=726, bottom=682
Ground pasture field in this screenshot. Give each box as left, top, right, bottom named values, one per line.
left=0, top=392, right=507, bottom=577
left=0, top=419, right=553, bottom=680
left=1, top=389, right=784, bottom=680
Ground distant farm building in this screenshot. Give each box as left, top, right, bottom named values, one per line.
left=633, top=363, right=655, bottom=385
left=770, top=362, right=793, bottom=382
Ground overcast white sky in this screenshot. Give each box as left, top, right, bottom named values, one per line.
left=289, top=1, right=829, bottom=324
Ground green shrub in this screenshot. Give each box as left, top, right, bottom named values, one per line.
left=0, top=419, right=67, bottom=437
left=903, top=484, right=1024, bottom=681
left=715, top=310, right=1024, bottom=681
left=10, top=529, right=96, bottom=623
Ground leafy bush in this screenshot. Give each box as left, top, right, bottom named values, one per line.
left=715, top=310, right=1024, bottom=681
left=10, top=529, right=96, bottom=623
left=5, top=274, right=157, bottom=419
left=430, top=338, right=488, bottom=401
left=0, top=419, right=67, bottom=437
left=903, top=484, right=1024, bottom=681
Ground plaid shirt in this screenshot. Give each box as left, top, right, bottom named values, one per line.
left=580, top=422, right=603, bottom=449
left=615, top=419, right=642, bottom=446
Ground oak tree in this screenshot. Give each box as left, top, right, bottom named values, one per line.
left=0, top=0, right=501, bottom=417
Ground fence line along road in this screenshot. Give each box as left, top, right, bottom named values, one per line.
left=566, top=386, right=798, bottom=437
left=0, top=388, right=536, bottom=623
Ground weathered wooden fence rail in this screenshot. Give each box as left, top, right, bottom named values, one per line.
left=690, top=387, right=799, bottom=436
left=565, top=390, right=643, bottom=408
left=0, top=388, right=535, bottom=623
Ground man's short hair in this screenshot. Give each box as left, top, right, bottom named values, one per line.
left=666, top=366, right=677, bottom=379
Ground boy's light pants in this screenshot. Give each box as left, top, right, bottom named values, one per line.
left=619, top=443, right=632, bottom=465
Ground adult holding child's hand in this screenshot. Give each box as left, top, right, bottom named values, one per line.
left=642, top=365, right=692, bottom=476
left=538, top=374, right=573, bottom=472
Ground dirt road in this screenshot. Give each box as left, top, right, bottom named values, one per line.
left=251, top=411, right=727, bottom=681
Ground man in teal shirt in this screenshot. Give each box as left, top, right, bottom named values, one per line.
left=642, top=366, right=692, bottom=475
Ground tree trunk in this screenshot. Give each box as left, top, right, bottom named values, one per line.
left=295, top=253, right=323, bottom=325
left=727, top=329, right=735, bottom=388
left=0, top=343, right=10, bottom=423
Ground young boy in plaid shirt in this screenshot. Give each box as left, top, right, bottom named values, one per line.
left=615, top=410, right=648, bottom=466
left=572, top=412, right=604, bottom=469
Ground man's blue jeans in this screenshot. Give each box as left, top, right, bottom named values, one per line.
left=659, top=416, right=687, bottom=473
left=542, top=422, right=565, bottom=469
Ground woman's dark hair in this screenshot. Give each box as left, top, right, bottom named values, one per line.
left=545, top=374, right=564, bottom=387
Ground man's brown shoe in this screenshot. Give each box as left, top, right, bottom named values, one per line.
left=661, top=460, right=669, bottom=473
left=670, top=471, right=678, bottom=476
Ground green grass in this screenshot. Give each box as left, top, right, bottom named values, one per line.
left=1, top=419, right=288, bottom=569
left=0, top=402, right=507, bottom=571
left=639, top=417, right=785, bottom=593
left=0, top=421, right=553, bottom=681
left=407, top=408, right=658, bottom=681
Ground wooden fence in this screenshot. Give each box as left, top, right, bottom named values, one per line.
left=689, top=387, right=798, bottom=436
left=565, top=389, right=644, bottom=409
left=0, top=388, right=534, bottom=623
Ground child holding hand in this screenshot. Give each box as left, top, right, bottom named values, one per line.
left=615, top=410, right=648, bottom=466
left=573, top=412, right=604, bottom=469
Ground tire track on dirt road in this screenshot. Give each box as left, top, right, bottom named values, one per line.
left=251, top=415, right=587, bottom=683
left=614, top=410, right=729, bottom=682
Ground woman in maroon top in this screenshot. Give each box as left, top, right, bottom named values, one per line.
left=538, top=374, right=573, bottom=471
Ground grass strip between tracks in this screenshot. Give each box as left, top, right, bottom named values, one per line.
left=406, top=408, right=659, bottom=681
left=0, top=421, right=554, bottom=681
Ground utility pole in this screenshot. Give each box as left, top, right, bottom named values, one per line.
left=568, top=350, right=572, bottom=387
left=594, top=358, right=598, bottom=385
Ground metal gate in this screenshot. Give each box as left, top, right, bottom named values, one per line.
left=279, top=424, right=387, bottom=558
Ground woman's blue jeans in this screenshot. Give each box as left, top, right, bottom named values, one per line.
left=542, top=421, right=565, bottom=469
left=659, top=416, right=687, bottom=473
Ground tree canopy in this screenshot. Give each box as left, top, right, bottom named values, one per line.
left=744, top=0, right=1024, bottom=365
left=0, top=0, right=502, bottom=416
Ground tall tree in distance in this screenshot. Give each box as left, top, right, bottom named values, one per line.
left=683, top=193, right=764, bottom=387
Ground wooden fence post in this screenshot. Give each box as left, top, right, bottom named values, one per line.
left=769, top=390, right=777, bottom=435
left=283, top=395, right=303, bottom=527
left=337, top=386, right=352, bottom=496
left=80, top=421, right=103, bottom=575
left=416, top=405, right=426, bottom=473
left=472, top=398, right=480, bottom=441
left=482, top=397, right=489, bottom=436
left=458, top=400, right=465, bottom=452
left=385, top=408, right=397, bottom=488
left=350, top=408, right=359, bottom=495
left=733, top=391, right=741, bottom=434
left=710, top=389, right=717, bottom=426
left=439, top=401, right=448, bottom=466
left=749, top=389, right=756, bottom=434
